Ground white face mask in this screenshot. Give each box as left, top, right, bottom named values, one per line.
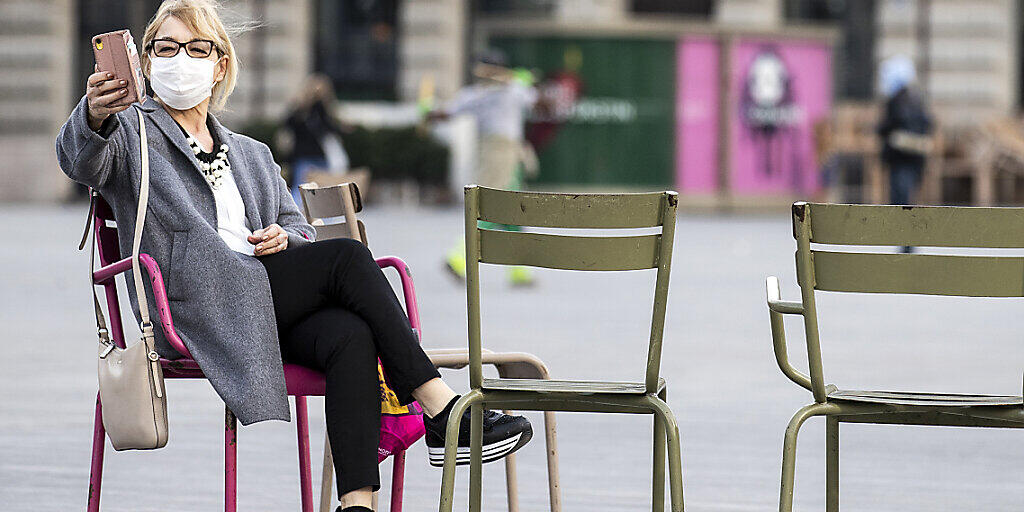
left=149, top=52, right=218, bottom=110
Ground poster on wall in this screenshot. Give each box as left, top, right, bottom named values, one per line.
left=676, top=37, right=719, bottom=194
left=677, top=37, right=832, bottom=197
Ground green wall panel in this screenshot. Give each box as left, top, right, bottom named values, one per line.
left=492, top=36, right=676, bottom=187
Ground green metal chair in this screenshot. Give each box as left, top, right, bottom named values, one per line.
left=439, top=186, right=684, bottom=512
left=299, top=182, right=563, bottom=512
left=766, top=201, right=1024, bottom=512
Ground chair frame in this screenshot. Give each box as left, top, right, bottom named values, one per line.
left=85, top=195, right=422, bottom=512
left=439, top=186, right=684, bottom=512
left=299, top=181, right=563, bottom=512
left=767, top=201, right=1024, bottom=512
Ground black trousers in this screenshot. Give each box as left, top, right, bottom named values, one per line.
left=888, top=162, right=923, bottom=205
left=259, top=238, right=441, bottom=495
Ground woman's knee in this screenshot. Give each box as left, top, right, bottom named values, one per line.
left=322, top=237, right=372, bottom=260
left=319, top=312, right=375, bottom=366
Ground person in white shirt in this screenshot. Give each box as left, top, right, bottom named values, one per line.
left=430, top=53, right=539, bottom=285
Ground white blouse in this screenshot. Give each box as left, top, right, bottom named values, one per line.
left=212, top=170, right=256, bottom=256
left=184, top=130, right=256, bottom=256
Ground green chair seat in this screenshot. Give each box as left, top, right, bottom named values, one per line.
left=482, top=377, right=667, bottom=395
left=827, top=389, right=1022, bottom=407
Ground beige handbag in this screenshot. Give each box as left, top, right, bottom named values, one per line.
left=89, top=107, right=168, bottom=450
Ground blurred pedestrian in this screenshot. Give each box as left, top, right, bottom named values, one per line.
left=525, top=45, right=584, bottom=152
left=278, top=74, right=351, bottom=204
left=429, top=51, right=539, bottom=286
left=877, top=55, right=933, bottom=252
left=877, top=56, right=934, bottom=206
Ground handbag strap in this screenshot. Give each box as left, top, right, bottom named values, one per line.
left=131, top=106, right=153, bottom=336
left=87, top=107, right=163, bottom=398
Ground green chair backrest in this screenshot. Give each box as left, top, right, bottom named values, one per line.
left=464, top=186, right=679, bottom=393
left=791, top=201, right=1024, bottom=401
left=794, top=202, right=1024, bottom=297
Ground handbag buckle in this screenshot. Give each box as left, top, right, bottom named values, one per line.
left=99, top=343, right=115, bottom=359
left=148, top=350, right=160, bottom=362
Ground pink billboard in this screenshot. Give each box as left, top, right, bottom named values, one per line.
left=676, top=37, right=719, bottom=194
left=676, top=37, right=832, bottom=196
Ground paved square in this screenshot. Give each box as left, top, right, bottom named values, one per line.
left=2, top=203, right=1022, bottom=511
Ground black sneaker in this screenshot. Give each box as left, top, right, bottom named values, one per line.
left=424, top=396, right=533, bottom=467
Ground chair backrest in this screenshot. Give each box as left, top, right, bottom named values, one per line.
left=463, top=186, right=678, bottom=393
left=299, top=182, right=367, bottom=244
left=93, top=194, right=122, bottom=266
left=90, top=193, right=130, bottom=350
left=304, top=167, right=371, bottom=197
left=791, top=201, right=1024, bottom=401
left=793, top=202, right=1024, bottom=298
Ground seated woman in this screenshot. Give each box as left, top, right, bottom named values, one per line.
left=56, top=1, right=531, bottom=510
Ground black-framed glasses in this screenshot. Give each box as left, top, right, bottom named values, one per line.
left=147, top=38, right=218, bottom=59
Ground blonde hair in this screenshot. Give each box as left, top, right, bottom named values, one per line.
left=141, top=0, right=239, bottom=111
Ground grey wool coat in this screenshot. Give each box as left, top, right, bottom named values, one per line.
left=57, top=96, right=316, bottom=425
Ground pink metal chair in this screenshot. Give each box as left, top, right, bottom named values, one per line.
left=86, top=194, right=420, bottom=512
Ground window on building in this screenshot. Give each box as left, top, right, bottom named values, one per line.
left=785, top=0, right=876, bottom=100
left=75, top=0, right=162, bottom=105
left=631, top=0, right=713, bottom=16
left=314, top=0, right=399, bottom=101
left=478, top=0, right=556, bottom=15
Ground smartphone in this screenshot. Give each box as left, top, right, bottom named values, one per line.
left=92, top=30, right=146, bottom=107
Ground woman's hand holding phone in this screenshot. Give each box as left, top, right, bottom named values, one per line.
left=86, top=66, right=132, bottom=132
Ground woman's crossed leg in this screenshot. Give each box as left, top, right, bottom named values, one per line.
left=261, top=238, right=533, bottom=510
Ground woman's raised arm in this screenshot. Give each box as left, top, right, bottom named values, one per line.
left=56, top=71, right=131, bottom=190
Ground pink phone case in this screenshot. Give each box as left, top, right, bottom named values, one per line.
left=92, top=30, right=146, bottom=106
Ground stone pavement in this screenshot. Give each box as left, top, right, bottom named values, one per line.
left=2, top=203, right=1023, bottom=511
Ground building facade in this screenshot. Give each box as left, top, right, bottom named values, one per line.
left=1, top=0, right=312, bottom=202
left=1, top=0, right=1020, bottom=201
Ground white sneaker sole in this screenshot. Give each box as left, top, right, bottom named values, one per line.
left=427, top=433, right=524, bottom=467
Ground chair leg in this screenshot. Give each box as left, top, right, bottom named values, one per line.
left=542, top=410, right=561, bottom=512
left=648, top=397, right=684, bottom=512
left=779, top=403, right=834, bottom=512
left=826, top=417, right=839, bottom=512
left=439, top=392, right=481, bottom=512
left=503, top=453, right=519, bottom=512
left=652, top=390, right=667, bottom=512
left=502, top=409, right=520, bottom=512
left=225, top=407, right=237, bottom=512
left=469, top=404, right=484, bottom=512
left=320, top=436, right=334, bottom=512
left=390, top=450, right=407, bottom=512
left=296, top=396, right=314, bottom=512
left=500, top=358, right=561, bottom=512
left=87, top=394, right=105, bottom=512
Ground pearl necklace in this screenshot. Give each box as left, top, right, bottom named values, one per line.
left=186, top=136, right=230, bottom=190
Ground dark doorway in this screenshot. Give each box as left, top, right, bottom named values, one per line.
left=314, top=0, right=399, bottom=101
left=786, top=0, right=877, bottom=100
